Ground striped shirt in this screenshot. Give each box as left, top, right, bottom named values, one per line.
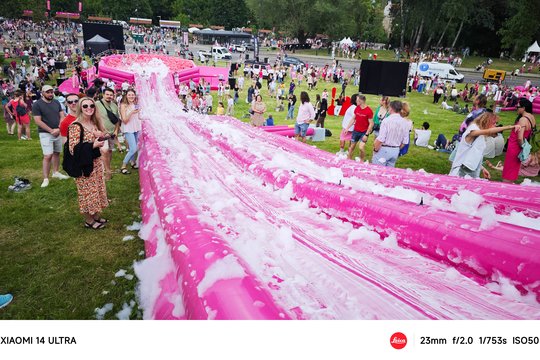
left=376, top=113, right=410, bottom=147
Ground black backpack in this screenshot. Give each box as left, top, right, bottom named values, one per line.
left=16, top=102, right=27, bottom=116
left=62, top=123, right=84, bottom=178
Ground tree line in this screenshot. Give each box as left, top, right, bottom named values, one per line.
left=1, top=0, right=539, bottom=57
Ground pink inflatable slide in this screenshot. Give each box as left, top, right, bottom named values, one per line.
left=109, top=55, right=540, bottom=320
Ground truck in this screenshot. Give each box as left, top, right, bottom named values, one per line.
left=482, top=69, right=506, bottom=82
left=409, top=62, right=465, bottom=82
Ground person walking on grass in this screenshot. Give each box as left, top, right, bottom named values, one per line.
left=68, top=97, right=109, bottom=229
left=32, top=85, right=70, bottom=188
left=346, top=95, right=374, bottom=161
left=119, top=89, right=142, bottom=175
left=295, top=91, right=316, bottom=143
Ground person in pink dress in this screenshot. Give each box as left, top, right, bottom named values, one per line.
left=502, top=99, right=537, bottom=182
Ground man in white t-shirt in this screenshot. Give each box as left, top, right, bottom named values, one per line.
left=339, top=93, right=357, bottom=154
left=414, top=122, right=431, bottom=147
left=121, top=81, right=130, bottom=92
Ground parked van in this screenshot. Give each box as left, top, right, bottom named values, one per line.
left=211, top=47, right=232, bottom=60
left=409, top=62, right=464, bottom=82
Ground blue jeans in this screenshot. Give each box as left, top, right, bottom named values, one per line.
left=372, top=146, right=400, bottom=167
left=123, top=131, right=139, bottom=166
left=294, top=123, right=309, bottom=137
left=287, top=105, right=295, bottom=120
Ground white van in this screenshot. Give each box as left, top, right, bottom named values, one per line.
left=409, top=62, right=464, bottom=82
left=211, top=47, right=232, bottom=60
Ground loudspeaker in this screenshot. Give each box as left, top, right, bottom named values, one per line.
left=359, top=60, right=408, bottom=97
left=228, top=77, right=236, bottom=88
left=55, top=61, right=67, bottom=69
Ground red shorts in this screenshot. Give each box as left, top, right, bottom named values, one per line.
left=340, top=129, right=352, bottom=141
left=16, top=114, right=31, bottom=125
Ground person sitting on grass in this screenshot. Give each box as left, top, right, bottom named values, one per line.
left=265, top=114, right=274, bottom=126
left=449, top=112, right=520, bottom=179
left=216, top=101, right=225, bottom=115
left=414, top=122, right=431, bottom=147
left=441, top=99, right=453, bottom=110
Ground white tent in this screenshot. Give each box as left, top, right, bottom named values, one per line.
left=339, top=37, right=353, bottom=46
left=526, top=41, right=540, bottom=54
left=523, top=41, right=540, bottom=62
left=188, top=27, right=200, bottom=33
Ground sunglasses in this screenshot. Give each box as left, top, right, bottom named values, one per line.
left=82, top=104, right=95, bottom=109
left=67, top=100, right=78, bottom=104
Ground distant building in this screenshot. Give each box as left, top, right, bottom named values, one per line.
left=193, top=29, right=251, bottom=45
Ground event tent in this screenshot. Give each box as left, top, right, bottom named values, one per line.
left=340, top=37, right=353, bottom=46
left=525, top=41, right=540, bottom=56
left=86, top=34, right=110, bottom=54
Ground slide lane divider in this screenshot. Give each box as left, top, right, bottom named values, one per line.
left=188, top=118, right=540, bottom=299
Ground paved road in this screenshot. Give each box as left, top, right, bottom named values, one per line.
left=127, top=43, right=539, bottom=88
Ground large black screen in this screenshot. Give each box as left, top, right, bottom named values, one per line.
left=82, top=23, right=125, bottom=51
left=359, top=60, right=409, bottom=97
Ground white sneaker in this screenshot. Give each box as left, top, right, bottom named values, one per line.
left=52, top=172, right=69, bottom=180
left=41, top=178, right=49, bottom=188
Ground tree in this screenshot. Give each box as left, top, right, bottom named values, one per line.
left=499, top=0, right=540, bottom=57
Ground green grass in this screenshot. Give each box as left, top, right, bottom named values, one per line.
left=0, top=64, right=537, bottom=319
left=0, top=122, right=145, bottom=319
left=228, top=76, right=539, bottom=182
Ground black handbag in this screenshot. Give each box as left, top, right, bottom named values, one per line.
left=100, top=100, right=120, bottom=125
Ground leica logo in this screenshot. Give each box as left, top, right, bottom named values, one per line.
left=390, top=332, right=407, bottom=349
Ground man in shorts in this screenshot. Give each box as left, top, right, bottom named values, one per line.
left=32, top=85, right=68, bottom=188
left=346, top=95, right=374, bottom=161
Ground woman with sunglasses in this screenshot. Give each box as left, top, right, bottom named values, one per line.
left=68, top=97, right=109, bottom=229
left=502, top=98, right=537, bottom=183
left=119, top=89, right=141, bottom=174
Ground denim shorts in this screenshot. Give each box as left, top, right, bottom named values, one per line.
left=351, top=131, right=367, bottom=143
left=295, top=123, right=310, bottom=137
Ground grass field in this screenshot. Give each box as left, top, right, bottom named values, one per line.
left=0, top=65, right=538, bottom=319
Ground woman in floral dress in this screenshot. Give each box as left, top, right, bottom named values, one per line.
left=68, top=97, right=109, bottom=229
